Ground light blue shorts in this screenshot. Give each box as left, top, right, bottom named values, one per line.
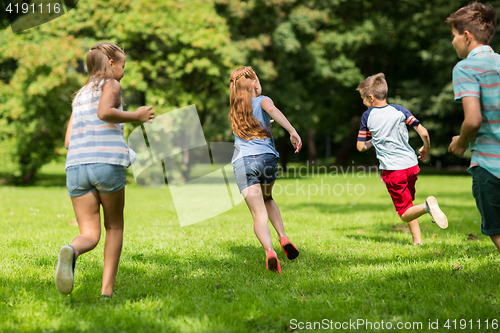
left=66, top=164, right=126, bottom=198
left=232, top=153, right=278, bottom=192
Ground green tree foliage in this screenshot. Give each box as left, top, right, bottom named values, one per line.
left=0, top=0, right=236, bottom=184
left=215, top=0, right=370, bottom=165
left=215, top=0, right=500, bottom=166
left=2, top=0, right=500, bottom=183
left=0, top=34, right=84, bottom=183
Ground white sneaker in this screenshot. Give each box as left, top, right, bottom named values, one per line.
left=55, top=245, right=75, bottom=294
left=424, top=196, right=448, bottom=229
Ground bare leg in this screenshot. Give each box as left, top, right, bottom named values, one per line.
left=260, top=181, right=286, bottom=239
left=99, top=188, right=125, bottom=297
left=400, top=204, right=426, bottom=222
left=400, top=205, right=425, bottom=244
left=407, top=219, right=422, bottom=244
left=490, top=234, right=500, bottom=252
left=242, top=184, right=273, bottom=251
left=70, top=190, right=102, bottom=258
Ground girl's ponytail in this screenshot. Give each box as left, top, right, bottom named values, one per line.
left=229, top=66, right=270, bottom=141
left=74, top=43, right=125, bottom=105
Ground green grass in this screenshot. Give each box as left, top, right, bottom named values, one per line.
left=1, top=162, right=499, bottom=332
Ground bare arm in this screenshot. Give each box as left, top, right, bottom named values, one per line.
left=448, top=96, right=482, bottom=157
left=261, top=97, right=296, bottom=134
left=261, top=97, right=302, bottom=153
left=97, top=80, right=155, bottom=123
left=65, top=113, right=73, bottom=149
left=413, top=123, right=430, bottom=160
left=356, top=140, right=373, bottom=152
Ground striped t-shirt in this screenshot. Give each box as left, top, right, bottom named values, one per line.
left=452, top=45, right=500, bottom=179
left=65, top=80, right=134, bottom=169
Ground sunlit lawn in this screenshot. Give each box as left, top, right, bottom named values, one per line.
left=0, top=161, right=499, bottom=333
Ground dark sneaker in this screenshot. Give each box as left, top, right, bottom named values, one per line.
left=425, top=196, right=448, bottom=229
left=266, top=250, right=282, bottom=274
left=55, top=245, right=75, bottom=294
left=279, top=236, right=299, bottom=260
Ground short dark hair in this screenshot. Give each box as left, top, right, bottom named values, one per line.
left=447, top=2, right=496, bottom=44
left=357, top=73, right=388, bottom=100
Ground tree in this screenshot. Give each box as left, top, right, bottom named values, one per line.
left=215, top=0, right=368, bottom=167
left=0, top=0, right=237, bottom=183
left=215, top=0, right=500, bottom=167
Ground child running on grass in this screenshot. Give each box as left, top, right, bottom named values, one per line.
left=356, top=73, right=448, bottom=245
left=230, top=66, right=302, bottom=273
left=447, top=3, right=500, bottom=251
left=56, top=42, right=154, bottom=298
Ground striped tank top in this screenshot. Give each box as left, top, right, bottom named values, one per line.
left=65, top=80, right=134, bottom=169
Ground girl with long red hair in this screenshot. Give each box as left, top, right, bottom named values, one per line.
left=230, top=66, right=302, bottom=273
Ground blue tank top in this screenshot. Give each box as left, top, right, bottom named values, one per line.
left=232, top=95, right=279, bottom=163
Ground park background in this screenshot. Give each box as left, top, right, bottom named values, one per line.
left=1, top=1, right=500, bottom=333
left=3, top=0, right=500, bottom=183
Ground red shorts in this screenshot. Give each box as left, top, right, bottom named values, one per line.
left=381, top=165, right=420, bottom=215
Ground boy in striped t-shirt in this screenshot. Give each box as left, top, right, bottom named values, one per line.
left=356, top=73, right=448, bottom=245
left=448, top=3, right=500, bottom=251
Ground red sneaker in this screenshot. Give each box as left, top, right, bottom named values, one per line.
left=266, top=250, right=282, bottom=274
left=280, top=236, right=299, bottom=260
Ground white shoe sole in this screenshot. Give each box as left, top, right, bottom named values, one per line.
left=426, top=196, right=448, bottom=229
left=55, top=245, right=74, bottom=294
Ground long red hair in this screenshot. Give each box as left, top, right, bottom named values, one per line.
left=229, top=66, right=270, bottom=141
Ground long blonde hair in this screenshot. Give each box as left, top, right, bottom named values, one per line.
left=229, top=66, right=270, bottom=141
left=74, top=42, right=125, bottom=104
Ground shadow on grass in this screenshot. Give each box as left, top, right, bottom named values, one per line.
left=2, top=236, right=499, bottom=332
left=278, top=202, right=390, bottom=215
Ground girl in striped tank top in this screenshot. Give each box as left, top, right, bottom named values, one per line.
left=55, top=42, right=154, bottom=298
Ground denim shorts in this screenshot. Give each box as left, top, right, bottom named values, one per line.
left=233, top=153, right=278, bottom=192
left=66, top=164, right=126, bottom=198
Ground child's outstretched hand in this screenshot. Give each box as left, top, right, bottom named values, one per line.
left=136, top=106, right=155, bottom=123
left=418, top=146, right=429, bottom=161
left=290, top=131, right=302, bottom=153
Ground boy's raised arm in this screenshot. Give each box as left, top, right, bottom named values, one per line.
left=414, top=124, right=430, bottom=160
left=357, top=140, right=373, bottom=152
left=448, top=96, right=482, bottom=157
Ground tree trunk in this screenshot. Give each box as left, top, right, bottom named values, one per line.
left=325, top=133, right=332, bottom=165
left=335, top=115, right=361, bottom=166
left=276, top=137, right=289, bottom=171
left=307, top=129, right=317, bottom=163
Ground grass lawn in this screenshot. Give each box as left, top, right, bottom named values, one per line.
left=1, top=162, right=499, bottom=333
